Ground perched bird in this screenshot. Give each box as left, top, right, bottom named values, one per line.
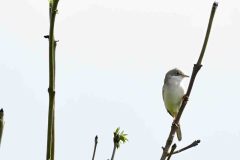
left=162, top=68, right=189, bottom=141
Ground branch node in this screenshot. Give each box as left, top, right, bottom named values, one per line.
left=193, top=64, right=202, bottom=72
left=48, top=87, right=55, bottom=95
left=54, top=40, right=59, bottom=47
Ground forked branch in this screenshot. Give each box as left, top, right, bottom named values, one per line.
left=167, top=140, right=200, bottom=156
left=160, top=2, right=218, bottom=160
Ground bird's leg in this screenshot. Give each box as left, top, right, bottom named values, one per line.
left=172, top=117, right=180, bottom=129
left=173, top=121, right=180, bottom=129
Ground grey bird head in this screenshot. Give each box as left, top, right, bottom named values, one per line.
left=164, top=68, right=189, bottom=84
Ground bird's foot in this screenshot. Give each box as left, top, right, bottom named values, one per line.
left=182, top=94, right=189, bottom=102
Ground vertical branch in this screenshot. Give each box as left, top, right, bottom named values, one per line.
left=0, top=108, right=4, bottom=147
left=92, top=135, right=98, bottom=160
left=160, top=2, right=218, bottom=160
left=46, top=0, right=59, bottom=160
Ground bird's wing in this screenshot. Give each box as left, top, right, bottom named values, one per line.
left=162, top=85, right=165, bottom=100
left=162, top=85, right=174, bottom=117
left=167, top=110, right=174, bottom=117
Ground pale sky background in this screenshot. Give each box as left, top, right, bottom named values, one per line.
left=1, top=0, right=240, bottom=160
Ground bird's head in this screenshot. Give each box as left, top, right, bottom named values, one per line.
left=164, top=68, right=189, bottom=85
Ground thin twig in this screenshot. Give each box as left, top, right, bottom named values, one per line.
left=165, top=140, right=201, bottom=157
left=92, top=135, right=98, bottom=160
left=111, top=144, right=117, bottom=160
left=160, top=2, right=218, bottom=160
left=170, top=140, right=200, bottom=156
left=167, top=144, right=177, bottom=160
left=0, top=108, right=4, bottom=147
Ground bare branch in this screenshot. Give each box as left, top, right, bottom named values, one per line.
left=168, top=140, right=201, bottom=156
left=160, top=2, right=218, bottom=160
left=167, top=144, right=177, bottom=160
left=0, top=108, right=4, bottom=147
left=92, top=135, right=98, bottom=160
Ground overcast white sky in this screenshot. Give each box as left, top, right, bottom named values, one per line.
left=1, top=0, right=240, bottom=160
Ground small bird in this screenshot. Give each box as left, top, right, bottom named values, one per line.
left=162, top=68, right=189, bottom=141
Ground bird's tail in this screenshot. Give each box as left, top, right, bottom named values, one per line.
left=176, top=124, right=182, bottom=141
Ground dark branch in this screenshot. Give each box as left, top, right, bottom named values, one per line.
left=0, top=108, right=4, bottom=146
left=92, top=135, right=98, bottom=160
left=167, top=144, right=177, bottom=160
left=197, top=1, right=218, bottom=65
left=168, top=140, right=200, bottom=156
left=160, top=2, right=218, bottom=160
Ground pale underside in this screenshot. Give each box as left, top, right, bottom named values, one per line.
left=162, top=83, right=184, bottom=117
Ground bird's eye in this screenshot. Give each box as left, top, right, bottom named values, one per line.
left=176, top=72, right=180, bottom=75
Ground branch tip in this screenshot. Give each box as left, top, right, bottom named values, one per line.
left=172, top=144, right=177, bottom=150
left=167, top=144, right=177, bottom=160
left=167, top=139, right=201, bottom=157
left=95, top=135, right=98, bottom=143
left=213, top=1, right=218, bottom=8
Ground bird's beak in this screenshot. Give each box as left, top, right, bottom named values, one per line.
left=183, top=74, right=189, bottom=78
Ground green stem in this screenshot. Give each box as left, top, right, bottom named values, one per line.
left=46, top=1, right=59, bottom=160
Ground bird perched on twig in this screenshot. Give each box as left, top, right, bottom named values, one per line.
left=162, top=68, right=189, bottom=141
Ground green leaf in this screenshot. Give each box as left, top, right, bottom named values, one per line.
left=113, top=127, right=128, bottom=149
left=115, top=127, right=120, bottom=134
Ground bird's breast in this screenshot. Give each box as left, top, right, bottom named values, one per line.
left=163, top=84, right=184, bottom=114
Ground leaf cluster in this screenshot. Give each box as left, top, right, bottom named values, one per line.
left=113, top=127, right=128, bottom=148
